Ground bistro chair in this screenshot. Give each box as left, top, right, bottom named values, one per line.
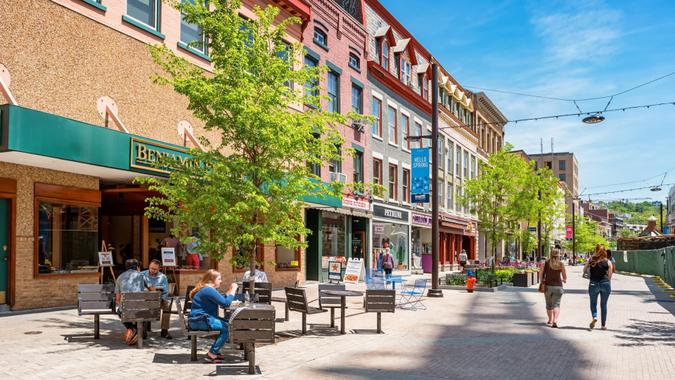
left=398, top=279, right=427, bottom=311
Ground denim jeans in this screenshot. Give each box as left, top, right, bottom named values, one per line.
left=189, top=315, right=229, bottom=355
left=588, top=280, right=611, bottom=326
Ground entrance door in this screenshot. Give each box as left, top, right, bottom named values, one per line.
left=351, top=231, right=365, bottom=259
left=0, top=199, right=9, bottom=304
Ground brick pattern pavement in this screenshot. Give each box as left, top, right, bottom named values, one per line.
left=0, top=267, right=673, bottom=379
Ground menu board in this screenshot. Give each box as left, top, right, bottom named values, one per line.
left=161, top=247, right=177, bottom=267
left=343, top=258, right=363, bottom=284
left=98, top=251, right=114, bottom=267
left=328, top=259, right=342, bottom=281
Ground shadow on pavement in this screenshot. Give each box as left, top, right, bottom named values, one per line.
left=614, top=318, right=675, bottom=347
left=641, top=277, right=675, bottom=317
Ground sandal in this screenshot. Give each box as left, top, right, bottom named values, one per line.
left=551, top=323, right=558, bottom=328
left=205, top=352, right=225, bottom=362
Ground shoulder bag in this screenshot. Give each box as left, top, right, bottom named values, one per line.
left=538, top=261, right=547, bottom=293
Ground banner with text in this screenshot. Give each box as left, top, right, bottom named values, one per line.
left=411, top=148, right=430, bottom=203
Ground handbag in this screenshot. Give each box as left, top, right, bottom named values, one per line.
left=582, top=264, right=591, bottom=279
left=538, top=262, right=547, bottom=293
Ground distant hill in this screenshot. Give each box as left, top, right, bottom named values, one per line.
left=598, top=200, right=660, bottom=225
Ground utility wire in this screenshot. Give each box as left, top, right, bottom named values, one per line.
left=582, top=183, right=675, bottom=197
left=583, top=168, right=674, bottom=190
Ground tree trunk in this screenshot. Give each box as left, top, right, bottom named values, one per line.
left=248, top=240, right=257, bottom=300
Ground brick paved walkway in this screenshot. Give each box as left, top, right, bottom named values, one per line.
left=1, top=266, right=673, bottom=379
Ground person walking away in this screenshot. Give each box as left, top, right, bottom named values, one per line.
left=586, top=245, right=613, bottom=330
left=381, top=248, right=395, bottom=279
left=188, top=270, right=238, bottom=361
left=458, top=249, right=468, bottom=269
left=141, top=259, right=173, bottom=339
left=115, top=259, right=146, bottom=345
left=541, top=249, right=567, bottom=328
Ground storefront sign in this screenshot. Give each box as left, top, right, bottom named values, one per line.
left=130, top=137, right=195, bottom=174
left=412, top=213, right=432, bottom=227
left=328, top=258, right=342, bottom=281
left=411, top=148, right=430, bottom=203
left=343, top=258, right=363, bottom=283
left=98, top=251, right=114, bottom=267
left=161, top=248, right=177, bottom=267
left=343, top=196, right=370, bottom=211
left=565, top=225, right=573, bottom=240
left=373, top=204, right=409, bottom=222
left=374, top=224, right=385, bottom=233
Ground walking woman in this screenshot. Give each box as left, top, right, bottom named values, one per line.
left=586, top=244, right=613, bottom=330
left=188, top=270, right=239, bottom=361
left=541, top=248, right=567, bottom=328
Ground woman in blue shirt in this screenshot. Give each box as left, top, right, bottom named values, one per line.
left=188, top=270, right=238, bottom=361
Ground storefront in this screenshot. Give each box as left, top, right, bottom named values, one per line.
left=411, top=212, right=432, bottom=271
left=440, top=212, right=478, bottom=268
left=304, top=195, right=371, bottom=282
left=370, top=203, right=410, bottom=274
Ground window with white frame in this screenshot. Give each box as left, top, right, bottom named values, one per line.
left=447, top=141, right=454, bottom=176
left=471, top=155, right=476, bottom=179
left=456, top=147, right=462, bottom=177
left=388, top=163, right=398, bottom=200
left=401, top=60, right=411, bottom=85
left=387, top=106, right=397, bottom=145
left=327, top=70, right=340, bottom=113
left=179, top=0, right=208, bottom=55
left=402, top=113, right=410, bottom=150
left=447, top=182, right=454, bottom=210
left=127, top=0, right=161, bottom=31
left=372, top=97, right=382, bottom=137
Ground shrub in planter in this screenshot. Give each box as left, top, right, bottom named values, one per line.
left=446, top=273, right=467, bottom=285
left=495, top=268, right=515, bottom=284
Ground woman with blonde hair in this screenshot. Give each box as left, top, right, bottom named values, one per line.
left=540, top=248, right=567, bottom=328
left=188, top=269, right=239, bottom=361
left=586, top=244, right=613, bottom=330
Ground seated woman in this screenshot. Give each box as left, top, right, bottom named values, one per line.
left=188, top=269, right=239, bottom=361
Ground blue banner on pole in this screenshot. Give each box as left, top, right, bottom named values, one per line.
left=411, top=148, right=430, bottom=203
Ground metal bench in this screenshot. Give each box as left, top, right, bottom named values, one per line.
left=120, top=291, right=161, bottom=348
left=77, top=284, right=116, bottom=339
left=365, top=289, right=396, bottom=334
left=318, top=284, right=345, bottom=328
left=284, top=287, right=326, bottom=335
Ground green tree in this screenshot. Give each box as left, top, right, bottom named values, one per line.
left=139, top=1, right=368, bottom=287
left=564, top=215, right=608, bottom=254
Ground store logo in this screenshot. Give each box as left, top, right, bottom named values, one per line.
left=130, top=138, right=195, bottom=174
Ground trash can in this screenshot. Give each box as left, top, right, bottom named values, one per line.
left=422, top=253, right=432, bottom=273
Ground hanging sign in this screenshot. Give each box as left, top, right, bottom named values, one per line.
left=98, top=251, right=114, bottom=267
left=565, top=225, right=573, bottom=240
left=328, top=258, right=343, bottom=281
left=161, top=247, right=177, bottom=267
left=343, top=258, right=364, bottom=284
left=410, top=148, right=430, bottom=203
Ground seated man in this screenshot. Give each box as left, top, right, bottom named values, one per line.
left=115, top=259, right=146, bottom=345
left=241, top=265, right=268, bottom=283
left=141, top=259, right=172, bottom=339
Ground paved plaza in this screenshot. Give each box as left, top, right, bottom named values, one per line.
left=1, top=266, right=674, bottom=380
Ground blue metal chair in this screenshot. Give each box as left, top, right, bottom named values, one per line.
left=366, top=275, right=386, bottom=290
left=398, top=279, right=427, bottom=310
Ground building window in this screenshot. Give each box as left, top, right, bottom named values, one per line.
left=348, top=53, right=360, bottom=71
left=329, top=145, right=342, bottom=173
left=401, top=60, right=411, bottom=85
left=354, top=150, right=364, bottom=183
left=559, top=160, right=566, bottom=170
left=438, top=178, right=444, bottom=209
left=470, top=155, right=476, bottom=179
left=463, top=151, right=469, bottom=178
left=179, top=0, right=208, bottom=55
left=456, top=185, right=462, bottom=211
left=402, top=169, right=410, bottom=203
left=421, top=74, right=428, bottom=100
left=126, top=0, right=161, bottom=32
left=447, top=182, right=454, bottom=211
left=373, top=158, right=383, bottom=186
left=309, top=161, right=321, bottom=176
left=559, top=173, right=567, bottom=182
left=275, top=244, right=300, bottom=270
left=545, top=161, right=552, bottom=169
left=327, top=70, right=340, bottom=113
left=372, top=97, right=382, bottom=137
left=388, top=163, right=398, bottom=200
left=402, top=114, right=410, bottom=150
left=387, top=106, right=397, bottom=145
left=456, top=147, right=462, bottom=177
left=437, top=137, right=443, bottom=164
left=447, top=142, right=454, bottom=176
left=313, top=28, right=328, bottom=48
left=381, top=41, right=389, bottom=71
left=38, top=202, right=99, bottom=274
left=304, top=55, right=319, bottom=100
left=415, top=122, right=422, bottom=148
left=394, top=54, right=400, bottom=78
left=351, top=84, right=363, bottom=114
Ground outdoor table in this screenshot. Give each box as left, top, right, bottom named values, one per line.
left=387, top=275, right=406, bottom=290
left=319, top=289, right=363, bottom=334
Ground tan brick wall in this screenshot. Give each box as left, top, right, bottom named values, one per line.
left=0, top=162, right=99, bottom=310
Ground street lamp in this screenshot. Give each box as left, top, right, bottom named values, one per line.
left=582, top=114, right=605, bottom=124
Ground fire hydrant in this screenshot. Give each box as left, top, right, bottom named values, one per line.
left=467, top=275, right=476, bottom=293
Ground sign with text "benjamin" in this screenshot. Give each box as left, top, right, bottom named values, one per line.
left=411, top=148, right=430, bottom=203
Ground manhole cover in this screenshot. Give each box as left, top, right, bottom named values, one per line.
left=24, top=331, right=43, bottom=335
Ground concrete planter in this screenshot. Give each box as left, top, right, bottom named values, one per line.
left=512, top=273, right=531, bottom=287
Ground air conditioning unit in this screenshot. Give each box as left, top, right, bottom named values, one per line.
left=329, top=172, right=347, bottom=183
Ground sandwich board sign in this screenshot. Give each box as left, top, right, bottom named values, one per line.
left=161, top=247, right=177, bottom=267
left=343, top=258, right=364, bottom=284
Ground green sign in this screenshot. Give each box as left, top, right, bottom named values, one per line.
left=130, top=137, right=194, bottom=174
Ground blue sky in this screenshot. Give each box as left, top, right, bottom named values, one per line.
left=380, top=0, right=675, bottom=205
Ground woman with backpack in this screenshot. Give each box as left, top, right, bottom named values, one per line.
left=540, top=248, right=567, bottom=328
left=585, top=244, right=613, bottom=330
left=381, top=247, right=395, bottom=279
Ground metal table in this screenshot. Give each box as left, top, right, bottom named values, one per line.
left=319, top=289, right=363, bottom=334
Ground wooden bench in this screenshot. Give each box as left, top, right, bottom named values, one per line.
left=77, top=284, right=116, bottom=339
left=241, top=282, right=272, bottom=304
left=120, top=291, right=161, bottom=348
left=176, top=299, right=275, bottom=374
left=364, top=289, right=396, bottom=334
left=318, top=284, right=345, bottom=328
left=284, top=287, right=326, bottom=335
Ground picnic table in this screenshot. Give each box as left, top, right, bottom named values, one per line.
left=319, top=289, right=363, bottom=334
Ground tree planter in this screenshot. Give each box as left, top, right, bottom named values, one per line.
left=512, top=273, right=531, bottom=287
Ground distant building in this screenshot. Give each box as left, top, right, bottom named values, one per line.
left=667, top=184, right=675, bottom=232
left=580, top=201, right=612, bottom=239
left=528, top=152, right=579, bottom=214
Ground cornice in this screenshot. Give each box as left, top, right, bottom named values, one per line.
left=367, top=60, right=431, bottom=115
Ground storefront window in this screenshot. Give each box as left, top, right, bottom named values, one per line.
left=321, top=212, right=346, bottom=270
left=38, top=202, right=98, bottom=274
left=275, top=245, right=300, bottom=270
left=371, top=222, right=409, bottom=270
